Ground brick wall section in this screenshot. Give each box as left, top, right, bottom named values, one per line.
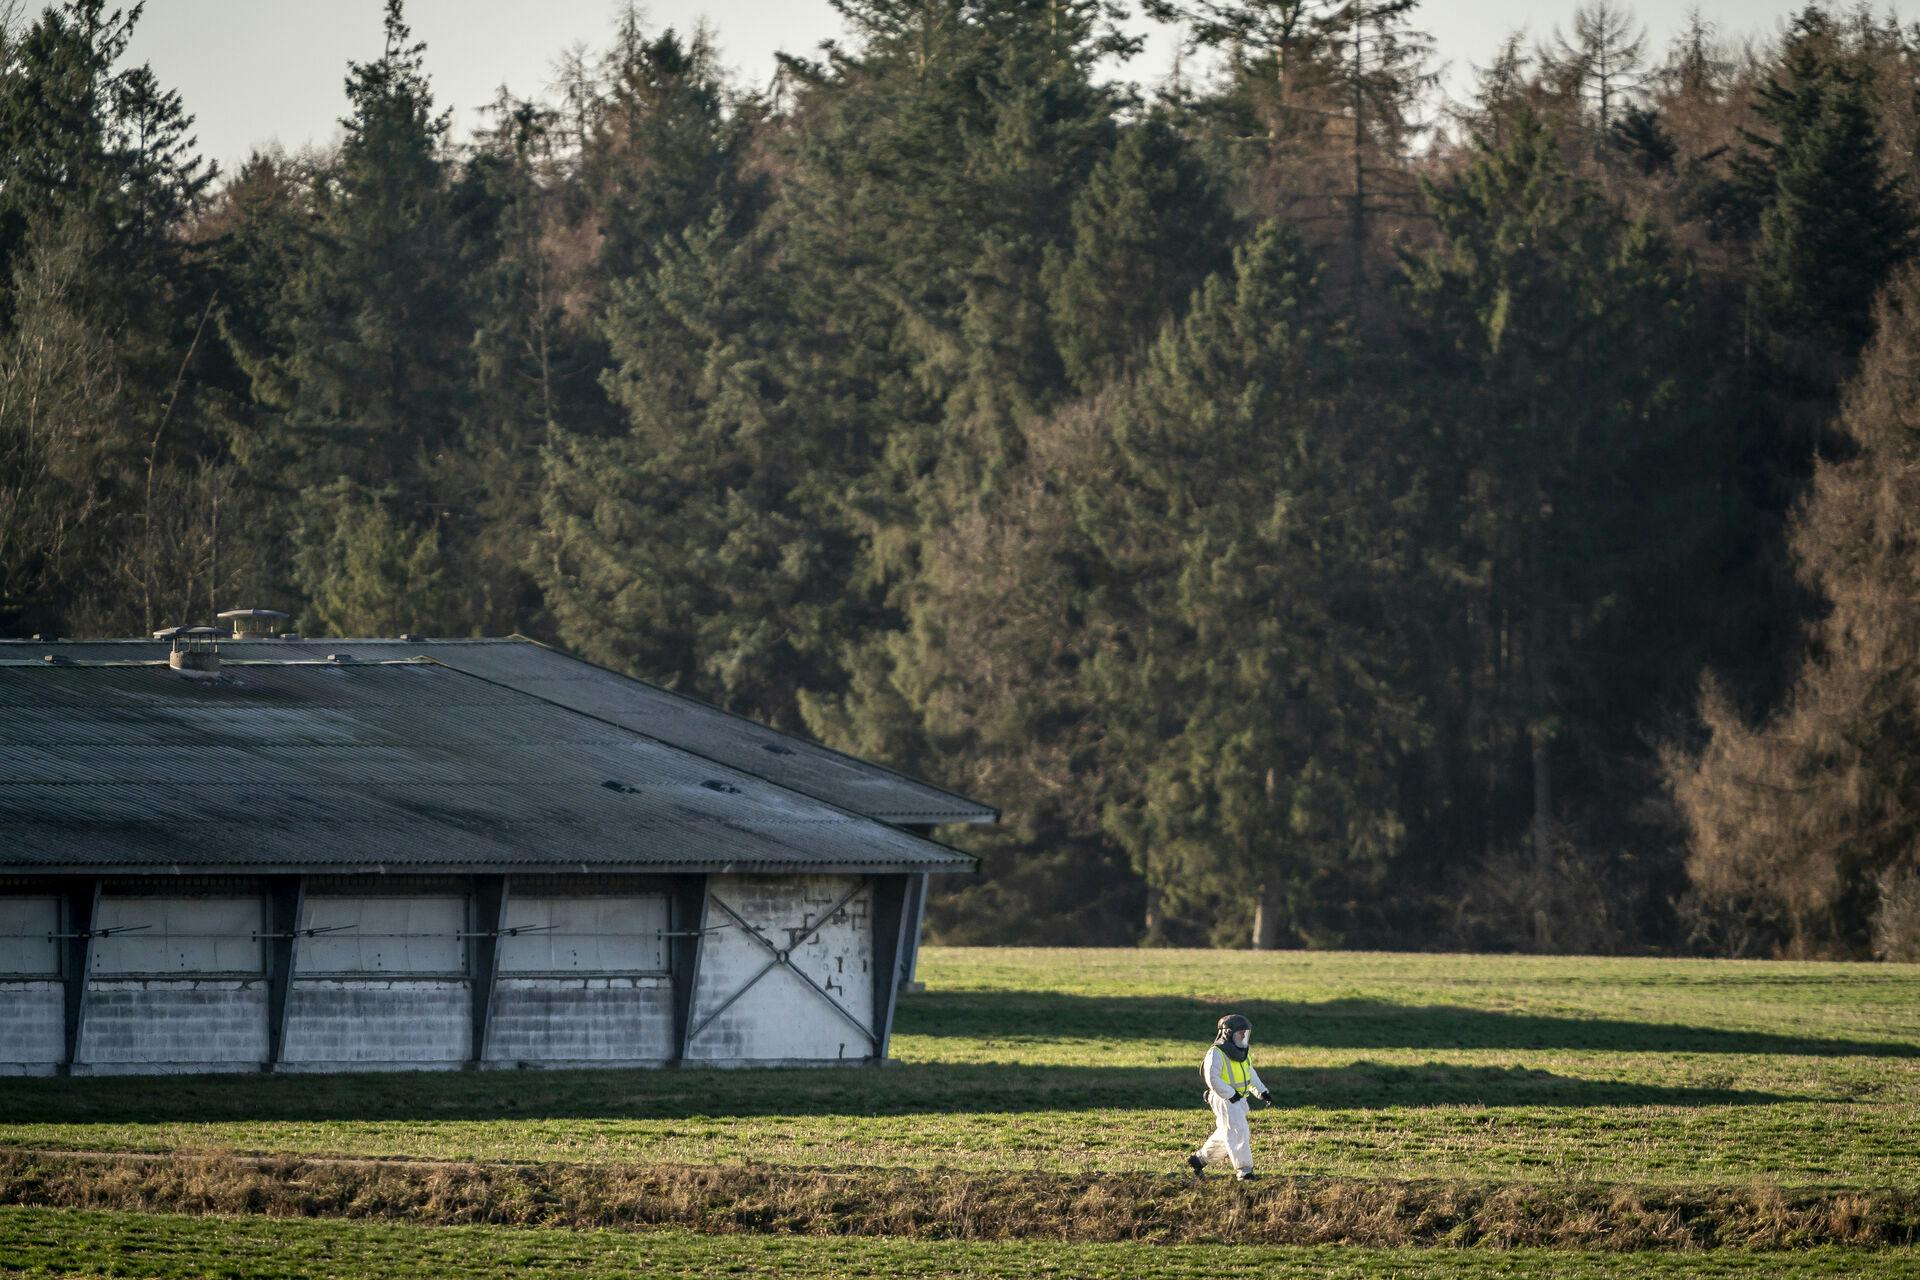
left=485, top=977, right=673, bottom=1063
left=79, top=980, right=267, bottom=1066
left=0, top=981, right=61, bottom=1070
left=687, top=874, right=877, bottom=1063
left=281, top=979, right=469, bottom=1065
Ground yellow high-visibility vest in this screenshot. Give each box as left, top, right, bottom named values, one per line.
left=1221, top=1053, right=1252, bottom=1092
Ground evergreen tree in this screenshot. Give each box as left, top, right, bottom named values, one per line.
left=231, top=1, right=473, bottom=634
left=446, top=94, right=607, bottom=634
left=1401, top=110, right=1719, bottom=946
left=243, top=0, right=469, bottom=495
left=1673, top=8, right=1920, bottom=743
left=1044, top=113, right=1233, bottom=393
left=1608, top=105, right=1678, bottom=175
left=204, top=151, right=315, bottom=448
left=1702, top=9, right=1916, bottom=358
left=538, top=215, right=856, bottom=728
left=775, top=0, right=1130, bottom=768
left=0, top=0, right=218, bottom=634
left=1740, top=9, right=1915, bottom=353
left=1086, top=224, right=1421, bottom=947
left=292, top=477, right=454, bottom=637
left=780, top=0, right=1129, bottom=468
left=880, top=397, right=1145, bottom=943
left=0, top=1, right=209, bottom=329
left=582, top=10, right=751, bottom=288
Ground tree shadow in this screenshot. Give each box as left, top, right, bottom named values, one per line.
left=898, top=993, right=1920, bottom=1058
left=0, top=1060, right=1805, bottom=1125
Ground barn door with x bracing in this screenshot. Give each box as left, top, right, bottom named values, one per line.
left=683, top=875, right=884, bottom=1062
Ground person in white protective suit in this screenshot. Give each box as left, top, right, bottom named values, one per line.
left=1186, top=1013, right=1273, bottom=1180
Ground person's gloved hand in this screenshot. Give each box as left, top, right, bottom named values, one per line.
left=1227, top=1090, right=1243, bottom=1103
left=1255, top=1089, right=1274, bottom=1106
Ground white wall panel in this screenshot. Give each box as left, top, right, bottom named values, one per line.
left=498, top=896, right=667, bottom=973
left=0, top=897, right=58, bottom=975
left=92, top=897, right=262, bottom=975
left=299, top=896, right=464, bottom=973
left=686, top=874, right=876, bottom=1062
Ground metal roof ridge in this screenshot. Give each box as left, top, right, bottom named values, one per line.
left=404, top=656, right=979, bottom=872
left=0, top=658, right=168, bottom=667
left=3, top=863, right=972, bottom=877
left=0, top=636, right=520, bottom=647
left=0, top=656, right=440, bottom=668
left=504, top=633, right=999, bottom=824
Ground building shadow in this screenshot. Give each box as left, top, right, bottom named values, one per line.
left=0, top=1058, right=1808, bottom=1125
left=897, top=993, right=1920, bottom=1059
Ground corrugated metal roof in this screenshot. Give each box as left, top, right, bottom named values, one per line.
left=0, top=637, right=996, bottom=826
left=0, top=661, right=977, bottom=875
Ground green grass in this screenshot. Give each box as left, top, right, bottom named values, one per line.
left=1, top=949, right=1915, bottom=1189
left=0, top=1207, right=1913, bottom=1279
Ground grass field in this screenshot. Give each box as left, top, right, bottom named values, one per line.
left=1, top=948, right=1916, bottom=1275
left=2, top=949, right=1913, bottom=1187
left=0, top=1207, right=1914, bottom=1279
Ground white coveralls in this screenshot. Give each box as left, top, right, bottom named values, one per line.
left=1194, top=1044, right=1266, bottom=1175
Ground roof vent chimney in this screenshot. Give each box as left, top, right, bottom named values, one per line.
left=217, top=607, right=291, bottom=639
left=154, top=625, right=222, bottom=676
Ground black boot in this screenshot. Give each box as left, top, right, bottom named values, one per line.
left=1185, top=1154, right=1206, bottom=1178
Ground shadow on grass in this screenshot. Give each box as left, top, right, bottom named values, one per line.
left=897, top=993, right=1920, bottom=1058
left=0, top=1060, right=1805, bottom=1125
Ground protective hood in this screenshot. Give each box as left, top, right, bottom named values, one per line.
left=1214, top=1031, right=1248, bottom=1063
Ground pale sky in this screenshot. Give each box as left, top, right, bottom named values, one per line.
left=115, top=0, right=1898, bottom=177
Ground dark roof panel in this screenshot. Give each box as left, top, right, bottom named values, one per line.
left=0, top=661, right=976, bottom=876
left=0, top=638, right=996, bottom=826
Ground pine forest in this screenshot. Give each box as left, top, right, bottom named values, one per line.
left=5, top=0, right=1920, bottom=959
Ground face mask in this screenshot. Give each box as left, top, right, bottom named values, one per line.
left=1235, top=1031, right=1250, bottom=1048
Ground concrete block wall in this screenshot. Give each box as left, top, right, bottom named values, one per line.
left=686, top=874, right=877, bottom=1063
left=0, top=981, right=62, bottom=1072
left=485, top=976, right=673, bottom=1064
left=281, top=979, right=470, bottom=1067
left=79, top=980, right=268, bottom=1071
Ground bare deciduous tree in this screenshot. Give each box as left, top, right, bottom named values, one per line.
left=1541, top=0, right=1647, bottom=129
left=0, top=218, right=117, bottom=633
left=1667, top=265, right=1920, bottom=957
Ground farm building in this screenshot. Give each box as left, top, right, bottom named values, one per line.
left=0, top=623, right=991, bottom=1075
